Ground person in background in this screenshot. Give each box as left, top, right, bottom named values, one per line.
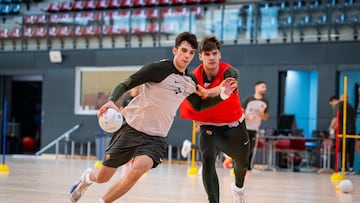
left=329, top=95, right=357, bottom=173
left=242, top=81, right=269, bottom=170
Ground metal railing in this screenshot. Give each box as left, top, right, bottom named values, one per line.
left=35, top=123, right=81, bottom=157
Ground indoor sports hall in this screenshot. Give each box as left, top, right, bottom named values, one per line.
left=0, top=0, right=360, bottom=202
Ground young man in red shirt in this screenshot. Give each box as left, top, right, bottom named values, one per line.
left=180, top=36, right=249, bottom=203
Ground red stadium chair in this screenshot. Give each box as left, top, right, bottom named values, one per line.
left=72, top=1, right=84, bottom=11
left=59, top=1, right=72, bottom=12
left=57, top=26, right=74, bottom=37
left=57, top=13, right=73, bottom=24
left=93, top=12, right=102, bottom=21
left=159, top=0, right=171, bottom=6
left=23, top=15, right=36, bottom=25
left=75, top=25, right=102, bottom=37
left=161, top=8, right=173, bottom=17
left=147, top=22, right=159, bottom=33
left=103, top=25, right=129, bottom=35
left=8, top=28, right=21, bottom=39
left=174, top=7, right=187, bottom=16
left=0, top=29, right=9, bottom=39
left=171, top=0, right=186, bottom=5
left=120, top=0, right=133, bottom=8
left=35, top=15, right=47, bottom=24
left=42, top=2, right=60, bottom=13
left=105, top=10, right=130, bottom=20
left=48, top=26, right=58, bottom=37
left=84, top=0, right=96, bottom=10
left=131, top=10, right=147, bottom=34
left=159, top=0, right=172, bottom=6
left=145, top=0, right=159, bottom=7
left=146, top=9, right=159, bottom=18
left=23, top=27, right=33, bottom=38
left=191, top=6, right=202, bottom=17
left=185, top=0, right=200, bottom=5
left=33, top=27, right=47, bottom=38
left=49, top=14, right=59, bottom=24
left=95, top=0, right=108, bottom=10
left=83, top=12, right=95, bottom=22
left=108, top=0, right=120, bottom=9
left=133, top=0, right=146, bottom=7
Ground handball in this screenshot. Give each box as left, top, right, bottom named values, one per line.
left=98, top=108, right=123, bottom=133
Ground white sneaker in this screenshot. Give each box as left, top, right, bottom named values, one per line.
left=181, top=139, right=192, bottom=158
left=69, top=168, right=93, bottom=202
left=231, top=183, right=245, bottom=203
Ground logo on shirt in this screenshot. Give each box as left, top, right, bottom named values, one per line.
left=174, top=87, right=183, bottom=94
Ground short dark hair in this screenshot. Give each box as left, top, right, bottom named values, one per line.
left=199, top=35, right=221, bottom=53
left=255, top=81, right=266, bottom=86
left=329, top=95, right=339, bottom=102
left=175, top=32, right=198, bottom=50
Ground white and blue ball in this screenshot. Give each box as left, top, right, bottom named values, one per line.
left=98, top=108, right=123, bottom=133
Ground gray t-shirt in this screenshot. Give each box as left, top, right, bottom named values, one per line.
left=110, top=59, right=223, bottom=137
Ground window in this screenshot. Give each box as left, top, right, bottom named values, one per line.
left=75, top=66, right=140, bottom=115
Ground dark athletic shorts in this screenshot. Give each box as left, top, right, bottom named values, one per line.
left=102, top=123, right=167, bottom=168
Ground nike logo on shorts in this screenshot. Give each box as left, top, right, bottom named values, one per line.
left=244, top=140, right=249, bottom=145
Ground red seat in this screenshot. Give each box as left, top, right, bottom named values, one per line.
left=8, top=28, right=21, bottom=39
left=159, top=0, right=171, bottom=6
left=57, top=13, right=73, bottom=24
left=49, top=14, right=59, bottom=24
left=146, top=9, right=159, bottom=18
left=94, top=12, right=102, bottom=21
left=23, top=15, right=36, bottom=25
left=57, top=26, right=74, bottom=37
left=48, top=26, right=58, bottom=37
left=83, top=12, right=95, bottom=22
left=23, top=27, right=33, bottom=38
left=33, top=27, right=47, bottom=38
left=0, top=29, right=9, bottom=39
left=145, top=0, right=158, bottom=7
left=103, top=25, right=128, bottom=35
left=191, top=6, right=202, bottom=17
left=71, top=1, right=84, bottom=11
left=147, top=22, right=159, bottom=33
left=120, top=0, right=133, bottom=8
left=185, top=0, right=200, bottom=4
left=161, top=8, right=173, bottom=17
left=275, top=139, right=290, bottom=150
left=108, top=0, right=121, bottom=9
left=84, top=0, right=96, bottom=10
left=174, top=7, right=187, bottom=16
left=171, top=0, right=185, bottom=5
left=289, top=139, right=306, bottom=151
left=35, top=15, right=47, bottom=24
left=59, top=1, right=72, bottom=12
left=95, top=0, right=108, bottom=10
left=133, top=0, right=146, bottom=7
left=75, top=26, right=101, bottom=37
left=42, top=2, right=60, bottom=13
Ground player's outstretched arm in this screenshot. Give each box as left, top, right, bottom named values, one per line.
left=197, top=77, right=238, bottom=97
left=188, top=78, right=237, bottom=111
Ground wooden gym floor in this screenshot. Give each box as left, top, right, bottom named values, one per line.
left=0, top=155, right=359, bottom=203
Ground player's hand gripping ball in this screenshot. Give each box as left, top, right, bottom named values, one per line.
left=98, top=108, right=123, bottom=133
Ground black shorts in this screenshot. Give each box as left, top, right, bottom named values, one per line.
left=102, top=123, right=167, bottom=169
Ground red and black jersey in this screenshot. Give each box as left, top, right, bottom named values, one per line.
left=180, top=62, right=243, bottom=123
